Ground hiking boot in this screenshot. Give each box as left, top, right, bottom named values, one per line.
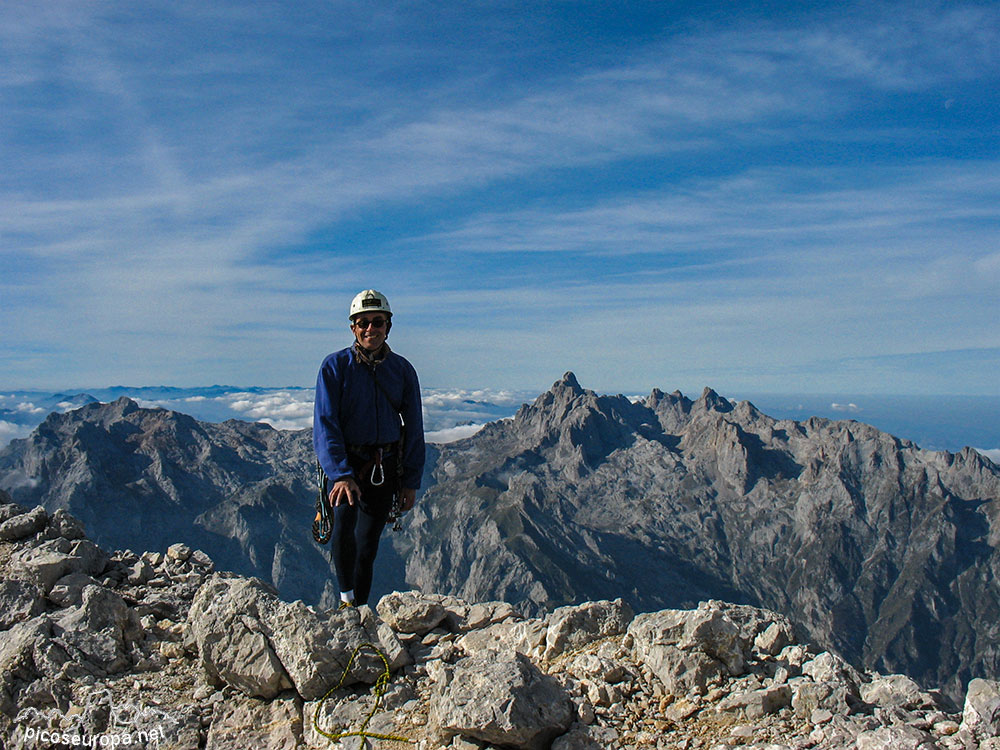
left=338, top=600, right=354, bottom=610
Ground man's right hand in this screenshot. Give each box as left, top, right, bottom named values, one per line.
left=329, top=477, right=360, bottom=507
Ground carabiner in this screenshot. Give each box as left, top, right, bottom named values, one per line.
left=370, top=447, right=385, bottom=486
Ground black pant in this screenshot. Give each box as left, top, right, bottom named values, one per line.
left=331, top=451, right=397, bottom=605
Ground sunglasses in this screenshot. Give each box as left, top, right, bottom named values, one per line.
left=353, top=317, right=387, bottom=329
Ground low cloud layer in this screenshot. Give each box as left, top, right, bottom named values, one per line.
left=0, top=420, right=33, bottom=446
left=3, top=387, right=999, bottom=464
left=976, top=448, right=1000, bottom=464
left=0, top=386, right=534, bottom=448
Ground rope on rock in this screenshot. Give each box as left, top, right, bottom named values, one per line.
left=312, top=642, right=414, bottom=746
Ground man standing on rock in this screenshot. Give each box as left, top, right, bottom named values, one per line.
left=313, top=289, right=425, bottom=608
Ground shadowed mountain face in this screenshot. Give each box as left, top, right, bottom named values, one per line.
left=2, top=375, right=999, bottom=700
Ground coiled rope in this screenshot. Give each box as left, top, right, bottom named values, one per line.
left=312, top=642, right=414, bottom=745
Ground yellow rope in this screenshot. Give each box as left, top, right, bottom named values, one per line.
left=312, top=642, right=415, bottom=745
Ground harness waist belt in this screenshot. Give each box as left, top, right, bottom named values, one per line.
left=346, top=442, right=399, bottom=459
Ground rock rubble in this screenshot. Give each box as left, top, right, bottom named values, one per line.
left=3, top=492, right=1000, bottom=749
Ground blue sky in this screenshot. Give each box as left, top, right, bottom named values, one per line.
left=2, top=0, right=998, bottom=396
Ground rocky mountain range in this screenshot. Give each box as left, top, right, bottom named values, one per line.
left=0, top=397, right=333, bottom=605
left=1, top=373, right=998, bottom=703
left=3, top=492, right=1000, bottom=750
left=407, top=374, right=1000, bottom=701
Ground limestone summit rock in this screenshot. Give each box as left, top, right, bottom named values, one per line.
left=961, top=678, right=1000, bottom=743
left=429, top=650, right=575, bottom=750
left=1, top=499, right=999, bottom=750
left=544, top=598, right=634, bottom=660
left=627, top=602, right=746, bottom=694
left=0, top=505, right=47, bottom=541
left=187, top=573, right=409, bottom=701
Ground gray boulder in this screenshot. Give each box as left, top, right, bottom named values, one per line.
left=457, top=617, right=548, bottom=659
left=0, top=579, right=45, bottom=629
left=0, top=505, right=47, bottom=541
left=429, top=650, right=574, bottom=750
left=0, top=617, right=49, bottom=715
left=187, top=575, right=295, bottom=698
left=205, top=691, right=303, bottom=749
left=48, top=508, right=86, bottom=539
left=376, top=590, right=448, bottom=635
left=9, top=537, right=109, bottom=594
left=754, top=621, right=791, bottom=657
left=66, top=539, right=109, bottom=578
left=801, top=651, right=863, bottom=700
left=551, top=724, right=604, bottom=749
left=463, top=600, right=520, bottom=630
left=627, top=603, right=745, bottom=694
left=0, top=493, right=28, bottom=520
left=265, top=597, right=408, bottom=700
left=961, top=678, right=1000, bottom=742
left=855, top=725, right=938, bottom=749
left=187, top=574, right=408, bottom=701
left=717, top=684, right=793, bottom=719
left=861, top=673, right=938, bottom=711
left=52, top=585, right=140, bottom=674
left=166, top=542, right=192, bottom=562
left=791, top=680, right=853, bottom=718
left=544, top=598, right=633, bottom=660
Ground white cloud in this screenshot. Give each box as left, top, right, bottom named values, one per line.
left=0, top=386, right=534, bottom=448
left=0, top=420, right=32, bottom=446
left=420, top=388, right=533, bottom=432
left=417, top=163, right=1000, bottom=260
left=831, top=403, right=862, bottom=413
left=214, top=391, right=313, bottom=431
left=975, top=448, right=1000, bottom=465
left=8, top=402, right=46, bottom=416
left=2, top=2, right=999, bottom=393
left=426, top=424, right=485, bottom=444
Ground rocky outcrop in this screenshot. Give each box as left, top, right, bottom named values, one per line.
left=429, top=651, right=574, bottom=750
left=187, top=573, right=409, bottom=700
left=2, top=496, right=1000, bottom=750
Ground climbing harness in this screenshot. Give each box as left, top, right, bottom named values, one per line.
left=313, top=462, right=333, bottom=545
left=312, top=642, right=414, bottom=745
left=313, top=340, right=411, bottom=546
left=314, top=443, right=405, bottom=542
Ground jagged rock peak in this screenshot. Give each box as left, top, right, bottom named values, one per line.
left=519, top=371, right=597, bottom=423
left=697, top=386, right=733, bottom=413
left=552, top=371, right=584, bottom=396
left=646, top=387, right=692, bottom=411
left=32, top=396, right=144, bottom=434
left=83, top=396, right=141, bottom=417
left=24, top=397, right=192, bottom=446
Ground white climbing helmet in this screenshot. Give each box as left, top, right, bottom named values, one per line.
left=349, top=289, right=392, bottom=320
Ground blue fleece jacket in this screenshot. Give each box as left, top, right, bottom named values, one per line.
left=313, top=346, right=425, bottom=489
